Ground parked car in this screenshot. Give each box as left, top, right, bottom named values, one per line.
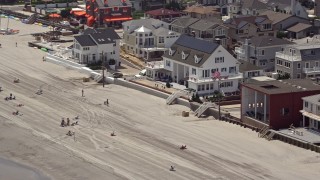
left=112, top=72, right=123, bottom=78
left=134, top=69, right=146, bottom=78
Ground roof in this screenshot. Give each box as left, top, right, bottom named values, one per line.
left=266, top=0, right=291, bottom=8
left=175, top=35, right=219, bottom=54
left=243, top=79, right=320, bottom=95
left=260, top=10, right=292, bottom=24
left=242, top=0, right=268, bottom=10
left=170, top=17, right=199, bottom=28
left=302, top=94, right=320, bottom=105
left=183, top=5, right=219, bottom=15
left=153, top=27, right=178, bottom=36
left=188, top=19, right=221, bottom=31
left=74, top=35, right=97, bottom=46
left=96, top=0, right=131, bottom=7
left=238, top=60, right=262, bottom=72
left=242, top=36, right=294, bottom=47
left=162, top=35, right=219, bottom=67
left=134, top=26, right=152, bottom=33
left=146, top=8, right=180, bottom=16
left=122, top=18, right=168, bottom=31
left=287, top=23, right=312, bottom=33
left=82, top=28, right=120, bottom=44
left=225, top=15, right=270, bottom=29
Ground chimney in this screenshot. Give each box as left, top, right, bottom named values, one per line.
left=315, top=0, right=320, bottom=17
left=291, top=0, right=296, bottom=15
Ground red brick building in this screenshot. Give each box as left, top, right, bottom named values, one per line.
left=241, top=78, right=320, bottom=130
left=145, top=8, right=181, bottom=22
left=86, top=0, right=132, bottom=27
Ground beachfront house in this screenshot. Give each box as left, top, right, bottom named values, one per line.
left=275, top=43, right=320, bottom=79
left=241, top=78, right=320, bottom=130
left=301, top=94, right=320, bottom=130
left=72, top=28, right=121, bottom=68
left=122, top=18, right=180, bottom=60
left=148, top=35, right=242, bottom=95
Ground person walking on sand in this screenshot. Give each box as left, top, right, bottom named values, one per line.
left=16, top=42, right=17, bottom=47
left=82, top=89, right=84, bottom=97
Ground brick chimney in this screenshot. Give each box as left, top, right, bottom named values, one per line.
left=315, top=0, right=320, bottom=17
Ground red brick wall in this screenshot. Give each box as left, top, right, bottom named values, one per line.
left=269, top=90, right=320, bottom=129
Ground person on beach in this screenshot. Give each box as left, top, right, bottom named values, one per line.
left=16, top=42, right=17, bottom=47
left=82, top=89, right=84, bottom=97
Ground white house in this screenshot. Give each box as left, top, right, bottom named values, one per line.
left=150, top=35, right=242, bottom=95
left=122, top=18, right=180, bottom=60
left=301, top=94, right=320, bottom=130
left=73, top=28, right=121, bottom=68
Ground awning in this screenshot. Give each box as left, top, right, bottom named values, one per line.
left=73, top=11, right=86, bottom=17
left=300, top=110, right=320, bottom=121
left=49, top=13, right=61, bottom=18
left=105, top=16, right=132, bottom=22
left=87, top=16, right=95, bottom=26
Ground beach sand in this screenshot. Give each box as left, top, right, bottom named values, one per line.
left=0, top=18, right=320, bottom=180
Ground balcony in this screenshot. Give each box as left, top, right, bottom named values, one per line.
left=303, top=67, right=320, bottom=74
left=188, top=73, right=243, bottom=83
left=235, top=47, right=244, bottom=54
left=275, top=52, right=301, bottom=61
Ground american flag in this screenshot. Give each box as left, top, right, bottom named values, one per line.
left=212, top=71, right=221, bottom=80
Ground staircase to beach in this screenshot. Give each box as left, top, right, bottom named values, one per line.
left=25, top=13, right=37, bottom=24
left=166, top=90, right=189, bottom=105
left=194, top=102, right=217, bottom=117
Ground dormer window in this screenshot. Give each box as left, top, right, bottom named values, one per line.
left=182, top=51, right=186, bottom=60
left=194, top=55, right=198, bottom=63
left=169, top=49, right=172, bottom=55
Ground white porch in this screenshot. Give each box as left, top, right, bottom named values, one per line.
left=241, top=86, right=270, bottom=124
left=301, top=110, right=320, bottom=130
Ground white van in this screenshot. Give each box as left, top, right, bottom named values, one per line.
left=135, top=69, right=146, bottom=78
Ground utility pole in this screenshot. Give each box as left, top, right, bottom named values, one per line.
left=218, top=80, right=221, bottom=120
left=101, top=51, right=105, bottom=87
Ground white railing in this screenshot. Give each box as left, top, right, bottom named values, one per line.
left=275, top=52, right=301, bottom=61
left=303, top=67, right=320, bottom=73
left=188, top=73, right=243, bottom=82
left=146, top=61, right=164, bottom=69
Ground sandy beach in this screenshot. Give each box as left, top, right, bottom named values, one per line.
left=0, top=18, right=320, bottom=180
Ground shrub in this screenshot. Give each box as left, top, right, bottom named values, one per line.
left=166, top=81, right=171, bottom=88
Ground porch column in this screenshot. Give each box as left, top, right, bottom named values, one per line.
left=254, top=91, right=257, bottom=119
left=183, top=66, right=185, bottom=83
left=303, top=116, right=305, bottom=127
left=176, top=63, right=179, bottom=83
left=264, top=94, right=267, bottom=122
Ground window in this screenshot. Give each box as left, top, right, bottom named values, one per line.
left=219, top=81, right=233, bottom=88
left=263, top=23, right=272, bottom=30
left=305, top=101, right=308, bottom=108
left=113, top=50, right=115, bottom=54
left=206, top=84, right=209, bottom=90
left=281, top=108, right=289, bottom=116
left=305, top=62, right=309, bottom=68
left=297, top=63, right=301, bottom=69
left=159, top=37, right=164, bottom=43
left=201, top=84, right=205, bottom=91
left=261, top=50, right=265, bottom=55
left=192, top=68, right=196, bottom=75
left=92, top=54, right=96, bottom=61
left=113, top=43, right=116, bottom=47
left=182, top=52, right=186, bottom=60
left=316, top=61, right=319, bottom=67
left=210, top=83, right=213, bottom=90
left=166, top=60, right=171, bottom=67
left=215, top=57, right=224, bottom=63
left=221, top=68, right=227, bottom=72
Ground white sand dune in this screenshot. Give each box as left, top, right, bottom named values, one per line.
left=0, top=18, right=320, bottom=180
